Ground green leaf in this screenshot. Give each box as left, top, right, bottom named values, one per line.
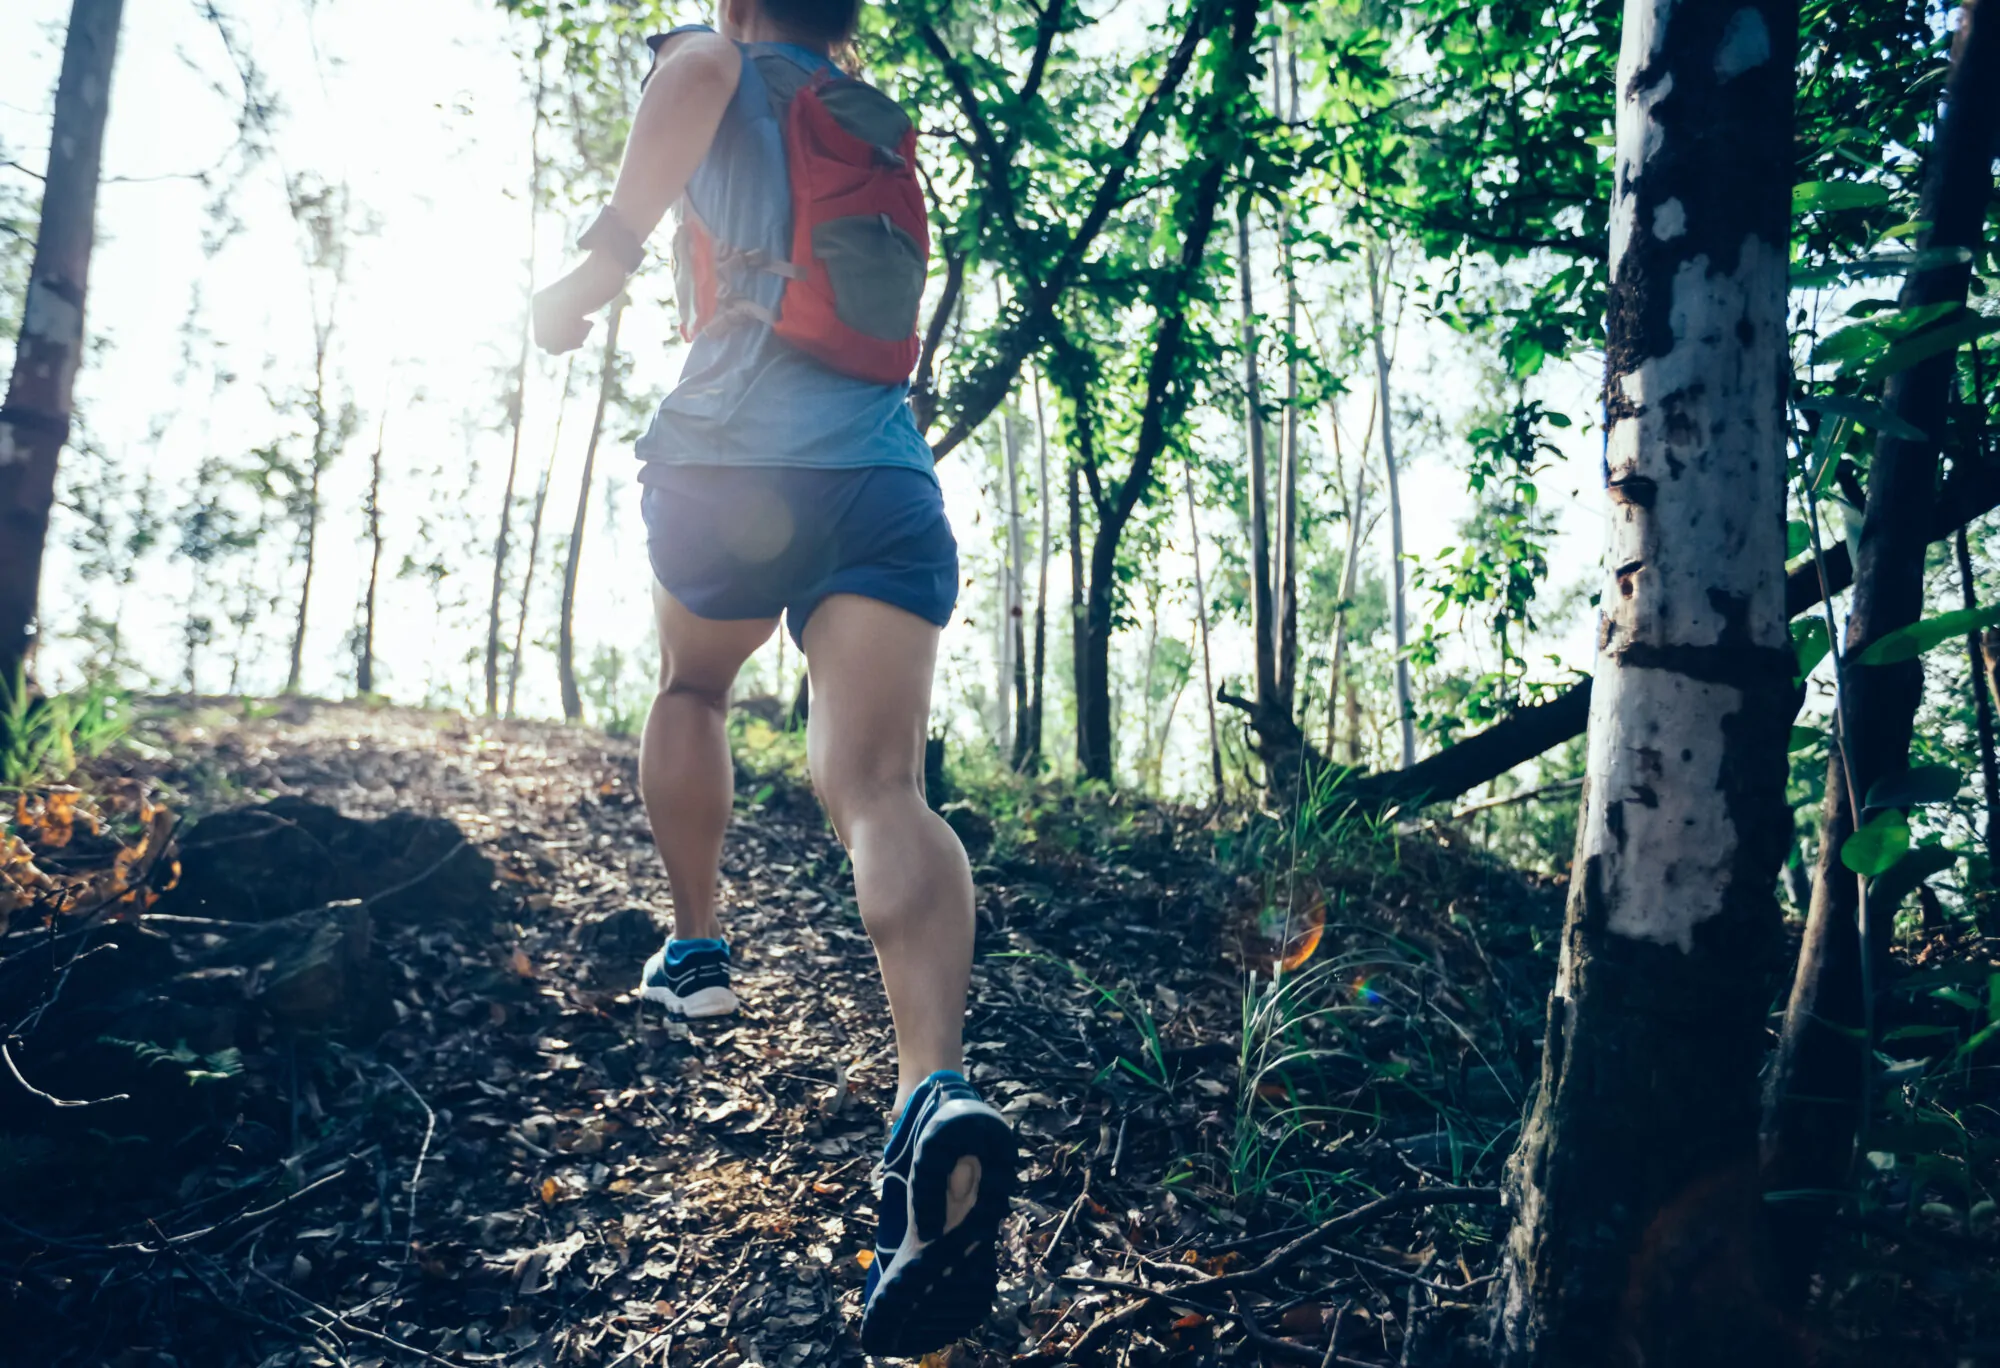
left=1866, top=844, right=1960, bottom=921
left=1882, top=1024, right=1958, bottom=1041
left=1786, top=520, right=1811, bottom=558
left=1793, top=181, right=1892, bottom=213
left=1809, top=322, right=1887, bottom=365
left=1933, top=986, right=1983, bottom=1012
left=1842, top=810, right=1910, bottom=877
left=1791, top=617, right=1832, bottom=682
left=1866, top=764, right=1964, bottom=809
left=1787, top=724, right=1824, bottom=752
left=1866, top=310, right=2000, bottom=380
left=1795, top=395, right=1928, bottom=441
left=1855, top=604, right=2000, bottom=665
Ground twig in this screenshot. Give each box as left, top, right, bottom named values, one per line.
left=1317, top=1245, right=1496, bottom=1295
left=1060, top=1294, right=1156, bottom=1363
left=603, top=1243, right=750, bottom=1368
left=2, top=1038, right=129, bottom=1107
left=1448, top=776, right=1582, bottom=821
left=127, top=1164, right=353, bottom=1252
left=361, top=838, right=471, bottom=908
left=250, top=1262, right=468, bottom=1367
left=1040, top=1177, right=1091, bottom=1274
left=1319, top=1305, right=1347, bottom=1368
left=1232, top=1291, right=1387, bottom=1367
left=381, top=1063, right=435, bottom=1278
left=1161, top=1185, right=1499, bottom=1296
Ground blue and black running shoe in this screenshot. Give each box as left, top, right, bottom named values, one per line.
left=637, top=937, right=739, bottom=1018
left=861, top=1069, right=1017, bottom=1356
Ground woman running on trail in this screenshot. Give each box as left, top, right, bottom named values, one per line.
left=530, top=0, right=1015, bottom=1354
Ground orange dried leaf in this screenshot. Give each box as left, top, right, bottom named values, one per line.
left=539, top=1177, right=559, bottom=1205
left=1278, top=890, right=1327, bottom=972
left=1172, top=1313, right=1206, bottom=1330
left=510, top=948, right=535, bottom=978
left=855, top=1249, right=875, bottom=1269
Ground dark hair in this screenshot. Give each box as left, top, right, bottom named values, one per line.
left=764, top=0, right=862, bottom=44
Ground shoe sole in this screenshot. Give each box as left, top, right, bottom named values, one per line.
left=861, top=1102, right=1017, bottom=1357
left=638, top=983, right=740, bottom=1018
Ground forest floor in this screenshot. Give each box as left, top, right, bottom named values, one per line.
left=0, top=701, right=1985, bottom=1367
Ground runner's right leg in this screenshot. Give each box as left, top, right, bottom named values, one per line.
left=803, top=592, right=1014, bottom=1356
left=800, top=592, right=973, bottom=1107
left=639, top=583, right=776, bottom=943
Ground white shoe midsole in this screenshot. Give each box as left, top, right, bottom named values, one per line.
left=639, top=983, right=739, bottom=1017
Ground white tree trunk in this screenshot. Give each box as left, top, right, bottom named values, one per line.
left=1491, top=0, right=1796, bottom=1360
left=999, top=405, right=1025, bottom=753
left=1367, top=243, right=1415, bottom=769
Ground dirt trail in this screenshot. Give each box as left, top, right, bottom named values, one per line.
left=6, top=701, right=1550, bottom=1367
left=124, top=702, right=1254, bottom=1367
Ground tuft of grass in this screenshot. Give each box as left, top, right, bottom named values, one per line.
left=2, top=668, right=130, bottom=788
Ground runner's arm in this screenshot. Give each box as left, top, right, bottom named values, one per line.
left=533, top=31, right=742, bottom=352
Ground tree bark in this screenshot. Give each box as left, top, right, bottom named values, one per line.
left=0, top=0, right=123, bottom=691
left=1324, top=391, right=1375, bottom=755
left=1367, top=242, right=1416, bottom=770
left=285, top=391, right=328, bottom=696
left=1184, top=454, right=1224, bottom=802
left=1068, top=456, right=1085, bottom=777
left=1274, top=24, right=1301, bottom=719
left=1238, top=203, right=1278, bottom=714
left=1761, top=2, right=2000, bottom=1301
left=1492, top=0, right=1797, bottom=1362
left=1018, top=369, right=1052, bottom=772
left=558, top=297, right=624, bottom=723
left=1002, top=402, right=1027, bottom=755
left=1076, top=0, right=1255, bottom=783
left=509, top=354, right=574, bottom=717
left=485, top=69, right=547, bottom=717
left=357, top=406, right=386, bottom=695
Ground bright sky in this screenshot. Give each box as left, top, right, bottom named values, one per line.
left=2, top=0, right=1610, bottom=796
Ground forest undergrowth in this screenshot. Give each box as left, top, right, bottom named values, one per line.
left=0, top=700, right=1991, bottom=1367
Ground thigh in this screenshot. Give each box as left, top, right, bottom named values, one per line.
left=800, top=593, right=938, bottom=796
left=654, top=582, right=778, bottom=694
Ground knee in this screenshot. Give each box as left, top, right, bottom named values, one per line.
left=811, top=752, right=923, bottom=844
left=658, top=671, right=731, bottom=713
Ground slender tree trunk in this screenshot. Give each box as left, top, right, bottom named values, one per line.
left=1324, top=392, right=1375, bottom=755
left=1274, top=25, right=1301, bottom=719
left=0, top=0, right=124, bottom=691
left=1367, top=242, right=1415, bottom=770
left=1000, top=406, right=1026, bottom=754
left=1069, top=459, right=1085, bottom=776
left=485, top=76, right=547, bottom=717
left=508, top=354, right=575, bottom=716
left=357, top=406, right=386, bottom=695
left=1761, top=4, right=1999, bottom=1301
left=1343, top=675, right=1361, bottom=766
left=1185, top=455, right=1224, bottom=803
left=285, top=370, right=329, bottom=696
left=1238, top=202, right=1277, bottom=711
left=559, top=298, right=625, bottom=723
left=1138, top=583, right=1161, bottom=785
left=1018, top=368, right=1052, bottom=772
left=1958, top=527, right=2000, bottom=875
left=1493, top=0, right=1797, bottom=1361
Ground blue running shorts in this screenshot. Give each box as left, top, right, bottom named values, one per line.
left=639, top=464, right=960, bottom=648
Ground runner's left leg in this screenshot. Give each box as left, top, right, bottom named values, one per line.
left=640, top=583, right=778, bottom=942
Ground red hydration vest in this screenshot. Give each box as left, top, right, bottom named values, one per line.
left=673, top=59, right=930, bottom=387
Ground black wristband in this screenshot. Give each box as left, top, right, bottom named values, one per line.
left=579, top=206, right=645, bottom=275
